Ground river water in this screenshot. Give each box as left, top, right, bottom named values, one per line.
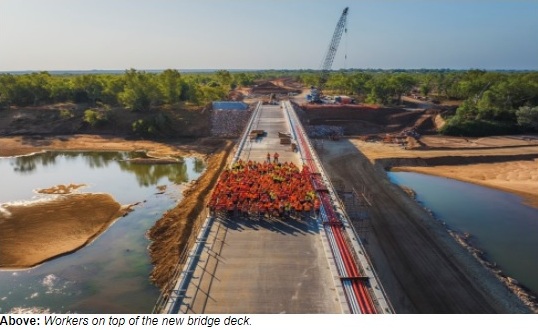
left=388, top=171, right=538, bottom=295
left=0, top=151, right=205, bottom=313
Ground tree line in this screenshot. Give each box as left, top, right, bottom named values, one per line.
left=299, top=69, right=538, bottom=135
left=0, top=69, right=263, bottom=110
left=1, top=68, right=537, bottom=136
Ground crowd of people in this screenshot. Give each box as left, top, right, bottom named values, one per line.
left=207, top=159, right=320, bottom=219
left=210, top=110, right=252, bottom=137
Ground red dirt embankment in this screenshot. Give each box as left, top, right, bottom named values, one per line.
left=250, top=81, right=301, bottom=95
left=298, top=104, right=441, bottom=135
left=148, top=139, right=235, bottom=289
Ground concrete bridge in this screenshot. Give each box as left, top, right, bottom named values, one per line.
left=154, top=101, right=393, bottom=314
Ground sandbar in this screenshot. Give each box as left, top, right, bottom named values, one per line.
left=0, top=193, right=125, bottom=268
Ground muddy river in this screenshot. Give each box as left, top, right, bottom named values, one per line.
left=0, top=151, right=204, bottom=313
left=388, top=171, right=538, bottom=296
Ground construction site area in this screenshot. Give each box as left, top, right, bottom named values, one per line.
left=146, top=88, right=537, bottom=313
left=2, top=86, right=536, bottom=313
left=139, top=56, right=537, bottom=312
left=1, top=68, right=537, bottom=313
left=1, top=6, right=537, bottom=315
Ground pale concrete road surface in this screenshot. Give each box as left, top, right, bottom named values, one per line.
left=177, top=104, right=345, bottom=314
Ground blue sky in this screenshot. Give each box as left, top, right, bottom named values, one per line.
left=1, top=0, right=537, bottom=71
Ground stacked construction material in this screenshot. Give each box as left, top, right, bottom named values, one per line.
left=207, top=160, right=320, bottom=219
left=210, top=109, right=252, bottom=137
left=304, top=125, right=344, bottom=139
left=278, top=131, right=292, bottom=145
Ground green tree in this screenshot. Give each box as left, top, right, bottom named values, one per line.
left=348, top=72, right=372, bottom=98
left=132, top=118, right=157, bottom=137
left=389, top=73, right=417, bottom=104
left=179, top=77, right=200, bottom=103
left=432, top=71, right=461, bottom=100
left=199, top=85, right=227, bottom=104
left=20, top=72, right=52, bottom=105
left=234, top=72, right=255, bottom=87
left=418, top=73, right=435, bottom=97
left=516, top=106, right=538, bottom=130
left=0, top=74, right=17, bottom=106
left=48, top=76, right=74, bottom=103
left=158, top=69, right=183, bottom=105
left=73, top=75, right=104, bottom=105
left=119, top=69, right=161, bottom=111
left=299, top=72, right=320, bottom=89
left=101, top=75, right=125, bottom=105
left=215, top=70, right=233, bottom=89
left=455, top=99, right=479, bottom=120
left=365, top=75, right=392, bottom=105
left=325, top=72, right=348, bottom=94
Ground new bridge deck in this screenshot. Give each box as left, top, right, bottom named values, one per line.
left=157, top=102, right=390, bottom=314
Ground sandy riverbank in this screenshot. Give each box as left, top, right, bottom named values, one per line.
left=392, top=162, right=538, bottom=207
left=0, top=134, right=213, bottom=158
left=349, top=136, right=538, bottom=207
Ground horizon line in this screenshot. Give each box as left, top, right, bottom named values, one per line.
left=1, top=68, right=537, bottom=74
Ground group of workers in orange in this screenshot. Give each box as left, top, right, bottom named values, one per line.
left=207, top=159, right=320, bottom=219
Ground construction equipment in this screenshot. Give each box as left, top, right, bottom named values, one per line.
left=309, top=7, right=349, bottom=104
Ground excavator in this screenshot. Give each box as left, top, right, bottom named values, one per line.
left=308, top=7, right=349, bottom=104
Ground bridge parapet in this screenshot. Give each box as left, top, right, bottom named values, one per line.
left=283, top=100, right=393, bottom=314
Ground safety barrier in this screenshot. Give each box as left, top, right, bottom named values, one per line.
left=232, top=101, right=262, bottom=165
left=283, top=100, right=387, bottom=314
left=152, top=208, right=212, bottom=313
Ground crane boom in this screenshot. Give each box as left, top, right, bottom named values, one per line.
left=310, top=7, right=349, bottom=103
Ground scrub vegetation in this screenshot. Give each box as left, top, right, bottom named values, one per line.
left=1, top=69, right=537, bottom=137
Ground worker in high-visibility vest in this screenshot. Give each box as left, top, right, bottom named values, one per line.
left=314, top=199, right=321, bottom=216
left=304, top=201, right=312, bottom=218
left=295, top=201, right=303, bottom=218
left=284, top=202, right=291, bottom=218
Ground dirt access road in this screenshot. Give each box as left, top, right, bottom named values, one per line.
left=317, top=138, right=531, bottom=313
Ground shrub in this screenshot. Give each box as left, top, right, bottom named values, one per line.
left=83, top=109, right=107, bottom=127
left=516, top=106, right=538, bottom=131
left=439, top=116, right=520, bottom=137
left=132, top=119, right=156, bottom=137
left=59, top=109, right=74, bottom=119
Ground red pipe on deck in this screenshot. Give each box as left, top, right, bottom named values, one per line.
left=292, top=115, right=376, bottom=314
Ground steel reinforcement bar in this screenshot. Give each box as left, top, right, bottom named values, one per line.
left=283, top=100, right=390, bottom=314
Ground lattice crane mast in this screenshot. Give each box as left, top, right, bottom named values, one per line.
left=310, top=7, right=349, bottom=103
